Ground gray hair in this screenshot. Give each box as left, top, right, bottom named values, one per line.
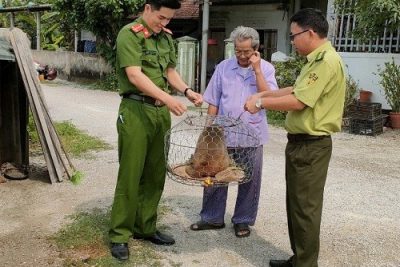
left=229, top=26, right=260, bottom=49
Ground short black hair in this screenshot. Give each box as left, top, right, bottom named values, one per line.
left=146, top=0, right=181, bottom=10
left=290, top=8, right=329, bottom=38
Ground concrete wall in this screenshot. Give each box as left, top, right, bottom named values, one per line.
left=340, top=53, right=400, bottom=110
left=210, top=4, right=289, bottom=55
left=31, top=50, right=112, bottom=80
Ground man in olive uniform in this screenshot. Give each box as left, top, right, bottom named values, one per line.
left=109, top=0, right=203, bottom=261
left=245, top=8, right=345, bottom=267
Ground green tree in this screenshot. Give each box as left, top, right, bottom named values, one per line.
left=53, top=0, right=145, bottom=67
left=334, top=0, right=400, bottom=41
left=0, top=0, right=68, bottom=50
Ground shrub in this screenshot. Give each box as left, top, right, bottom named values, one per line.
left=377, top=59, right=400, bottom=112
left=343, top=75, right=359, bottom=117
left=273, top=53, right=307, bottom=88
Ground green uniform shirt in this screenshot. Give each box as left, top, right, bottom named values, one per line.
left=285, top=41, right=346, bottom=135
left=116, top=17, right=177, bottom=96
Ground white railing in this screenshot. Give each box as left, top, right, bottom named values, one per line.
left=331, top=0, right=400, bottom=53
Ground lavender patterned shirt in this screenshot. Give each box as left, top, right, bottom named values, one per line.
left=203, top=57, right=278, bottom=144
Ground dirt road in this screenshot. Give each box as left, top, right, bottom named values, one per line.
left=1, top=81, right=399, bottom=266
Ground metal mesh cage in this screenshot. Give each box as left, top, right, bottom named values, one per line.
left=165, top=114, right=260, bottom=187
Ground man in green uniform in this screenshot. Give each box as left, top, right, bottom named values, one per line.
left=245, top=8, right=345, bottom=267
left=109, top=0, right=203, bottom=261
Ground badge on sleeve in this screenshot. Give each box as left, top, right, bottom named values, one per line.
left=307, top=73, right=318, bottom=85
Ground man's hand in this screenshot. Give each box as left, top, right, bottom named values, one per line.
left=249, top=51, right=262, bottom=73
left=164, top=95, right=187, bottom=116
left=244, top=94, right=261, bottom=114
left=186, top=89, right=203, bottom=107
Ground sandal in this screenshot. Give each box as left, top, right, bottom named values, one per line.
left=190, top=220, right=225, bottom=231
left=234, top=223, right=250, bottom=238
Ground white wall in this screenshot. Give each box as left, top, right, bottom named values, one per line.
left=32, top=50, right=112, bottom=79
left=340, top=53, right=400, bottom=110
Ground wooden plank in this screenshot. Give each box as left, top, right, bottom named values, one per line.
left=9, top=32, right=58, bottom=183
left=13, top=28, right=65, bottom=182
left=27, top=47, right=73, bottom=179
left=9, top=28, right=68, bottom=183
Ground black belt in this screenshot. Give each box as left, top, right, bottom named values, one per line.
left=287, top=133, right=330, bottom=142
left=123, top=93, right=164, bottom=107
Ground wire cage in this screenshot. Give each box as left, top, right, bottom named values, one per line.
left=165, top=114, right=260, bottom=187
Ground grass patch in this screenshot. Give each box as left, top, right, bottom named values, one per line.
left=55, top=120, right=111, bottom=157
left=28, top=115, right=111, bottom=157
left=52, top=203, right=177, bottom=266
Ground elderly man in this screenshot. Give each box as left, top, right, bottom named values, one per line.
left=190, top=26, right=278, bottom=238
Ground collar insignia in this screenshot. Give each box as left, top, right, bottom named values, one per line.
left=131, top=23, right=152, bottom=39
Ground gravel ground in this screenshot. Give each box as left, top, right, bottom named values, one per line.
left=0, top=80, right=399, bottom=267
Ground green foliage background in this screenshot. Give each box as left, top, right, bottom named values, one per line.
left=378, top=59, right=400, bottom=112
left=268, top=54, right=307, bottom=126
left=53, top=0, right=145, bottom=67
left=343, top=75, right=359, bottom=117
left=334, top=0, right=400, bottom=41
left=0, top=0, right=70, bottom=50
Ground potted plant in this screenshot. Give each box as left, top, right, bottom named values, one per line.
left=378, top=58, right=400, bottom=129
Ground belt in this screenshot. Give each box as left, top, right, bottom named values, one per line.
left=123, top=93, right=164, bottom=107
left=287, top=133, right=330, bottom=142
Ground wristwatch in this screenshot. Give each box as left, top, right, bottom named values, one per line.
left=255, top=98, right=263, bottom=109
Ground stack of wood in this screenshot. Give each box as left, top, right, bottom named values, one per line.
left=6, top=28, right=73, bottom=183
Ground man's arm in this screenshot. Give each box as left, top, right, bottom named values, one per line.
left=125, top=66, right=187, bottom=116
left=166, top=68, right=203, bottom=107
left=244, top=90, right=305, bottom=113
left=207, top=104, right=218, bottom=115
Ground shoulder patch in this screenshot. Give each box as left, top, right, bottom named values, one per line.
left=162, top=27, right=173, bottom=35
left=307, top=72, right=318, bottom=85
left=131, top=24, right=144, bottom=33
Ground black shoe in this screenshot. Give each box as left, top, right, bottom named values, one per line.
left=135, top=230, right=175, bottom=246
left=269, top=258, right=293, bottom=267
left=110, top=243, right=129, bottom=261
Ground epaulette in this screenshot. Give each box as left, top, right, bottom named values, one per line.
left=162, top=27, right=173, bottom=35
left=131, top=23, right=152, bottom=38
left=131, top=24, right=144, bottom=33
left=315, top=51, right=326, bottom=62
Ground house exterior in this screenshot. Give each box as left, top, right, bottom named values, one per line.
left=326, top=0, right=400, bottom=109
left=207, top=0, right=328, bottom=62
left=197, top=0, right=399, bottom=109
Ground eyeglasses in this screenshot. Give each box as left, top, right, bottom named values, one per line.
left=234, top=49, right=254, bottom=57
left=289, top=29, right=309, bottom=41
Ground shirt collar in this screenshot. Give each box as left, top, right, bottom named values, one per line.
left=230, top=58, right=253, bottom=71
left=306, top=41, right=331, bottom=62
left=229, top=58, right=254, bottom=79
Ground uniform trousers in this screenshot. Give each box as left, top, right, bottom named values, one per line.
left=285, top=135, right=332, bottom=267
left=109, top=99, right=171, bottom=243
left=200, top=146, right=263, bottom=225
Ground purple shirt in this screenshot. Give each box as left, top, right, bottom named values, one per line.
left=203, top=57, right=278, bottom=145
